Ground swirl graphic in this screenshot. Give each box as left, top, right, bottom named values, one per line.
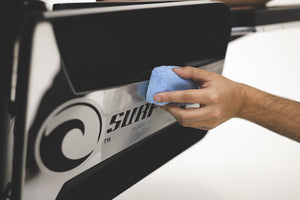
left=35, top=100, right=102, bottom=173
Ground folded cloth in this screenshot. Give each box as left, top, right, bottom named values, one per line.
left=146, top=66, right=199, bottom=106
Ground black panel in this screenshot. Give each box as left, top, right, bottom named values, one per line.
left=232, top=6, right=300, bottom=27
left=0, top=0, right=18, bottom=195
left=0, top=18, right=11, bottom=200
left=11, top=15, right=39, bottom=200
left=57, top=124, right=206, bottom=200
left=231, top=9, right=255, bottom=27
left=255, top=6, right=300, bottom=26
left=50, top=2, right=231, bottom=93
left=0, top=11, right=12, bottom=199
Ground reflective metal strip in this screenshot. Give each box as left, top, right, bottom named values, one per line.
left=231, top=20, right=300, bottom=37
left=44, top=1, right=216, bottom=19
left=256, top=20, right=300, bottom=32
left=10, top=39, right=20, bottom=102
left=231, top=27, right=256, bottom=37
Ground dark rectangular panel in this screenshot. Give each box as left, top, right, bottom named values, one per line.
left=232, top=6, right=300, bottom=27
left=50, top=2, right=231, bottom=93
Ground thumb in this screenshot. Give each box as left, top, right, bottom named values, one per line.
left=173, top=66, right=213, bottom=83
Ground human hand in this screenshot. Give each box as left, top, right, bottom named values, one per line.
left=153, top=67, right=245, bottom=130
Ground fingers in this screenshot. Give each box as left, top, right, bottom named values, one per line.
left=154, top=89, right=212, bottom=104
left=162, top=104, right=211, bottom=122
left=161, top=105, right=220, bottom=130
left=155, top=67, right=236, bottom=131
left=153, top=67, right=217, bottom=104
left=173, top=66, right=214, bottom=83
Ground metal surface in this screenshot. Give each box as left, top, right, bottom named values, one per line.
left=44, top=0, right=215, bottom=18
left=256, top=20, right=300, bottom=32
left=231, top=20, right=300, bottom=38
left=230, top=5, right=300, bottom=38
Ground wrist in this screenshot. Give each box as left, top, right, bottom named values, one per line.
left=234, top=83, right=258, bottom=119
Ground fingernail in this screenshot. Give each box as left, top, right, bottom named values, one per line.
left=173, top=68, right=184, bottom=76
left=154, top=95, right=162, bottom=102
left=173, top=68, right=182, bottom=73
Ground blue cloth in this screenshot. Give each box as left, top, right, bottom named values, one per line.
left=146, top=66, right=199, bottom=106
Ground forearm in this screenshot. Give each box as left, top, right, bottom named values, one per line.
left=237, top=84, right=300, bottom=142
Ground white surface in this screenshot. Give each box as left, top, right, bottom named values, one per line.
left=268, top=0, right=300, bottom=6
left=114, top=24, right=300, bottom=200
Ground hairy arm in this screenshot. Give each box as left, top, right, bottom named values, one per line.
left=154, top=67, right=300, bottom=142
left=237, top=84, right=300, bottom=141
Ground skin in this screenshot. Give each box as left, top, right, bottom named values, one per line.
left=154, top=67, right=300, bottom=142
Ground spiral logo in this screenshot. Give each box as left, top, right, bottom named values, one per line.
left=35, top=99, right=102, bottom=173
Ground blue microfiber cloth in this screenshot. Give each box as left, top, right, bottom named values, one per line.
left=146, top=66, right=199, bottom=106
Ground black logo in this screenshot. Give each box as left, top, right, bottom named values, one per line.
left=35, top=99, right=102, bottom=173
left=106, top=103, right=157, bottom=133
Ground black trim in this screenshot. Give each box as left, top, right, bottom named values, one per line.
left=255, top=6, right=300, bottom=26
left=2, top=1, right=46, bottom=199
left=0, top=0, right=22, bottom=195
left=11, top=13, right=44, bottom=200
left=49, top=2, right=231, bottom=93
left=57, top=124, right=206, bottom=200
left=232, top=6, right=300, bottom=27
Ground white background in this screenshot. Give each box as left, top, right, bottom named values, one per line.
left=114, top=1, right=300, bottom=200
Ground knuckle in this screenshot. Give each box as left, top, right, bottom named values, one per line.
left=182, top=93, right=192, bottom=103
left=210, top=93, right=221, bottom=103
left=212, top=109, right=222, bottom=119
